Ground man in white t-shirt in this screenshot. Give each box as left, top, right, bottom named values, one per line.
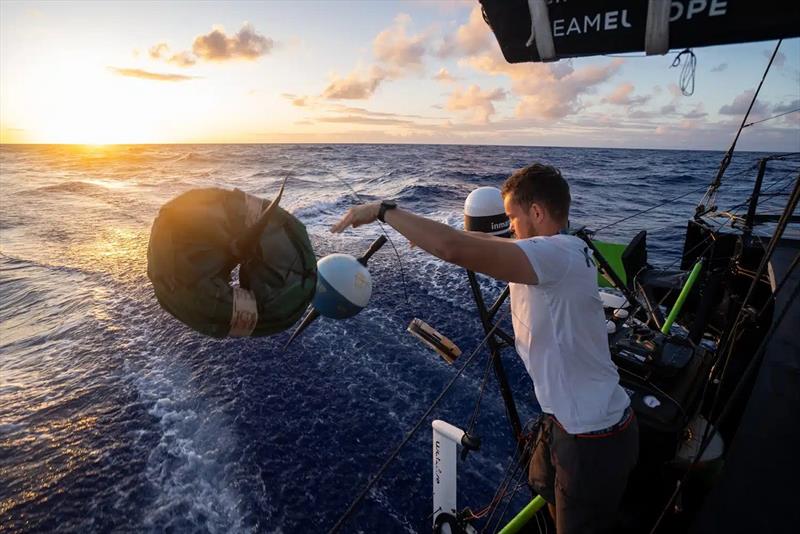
left=331, top=163, right=638, bottom=533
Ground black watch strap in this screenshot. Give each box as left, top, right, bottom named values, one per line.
left=378, top=200, right=397, bottom=223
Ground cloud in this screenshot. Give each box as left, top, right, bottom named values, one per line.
left=192, top=23, right=273, bottom=61
left=433, top=67, right=457, bottom=83
left=149, top=42, right=197, bottom=66
left=763, top=50, right=786, bottom=68
left=774, top=99, right=800, bottom=113
left=437, top=5, right=492, bottom=58
left=629, top=110, right=655, bottom=119
left=602, top=83, right=651, bottom=106
left=711, top=63, right=728, bottom=72
left=282, top=93, right=310, bottom=107
left=320, top=15, right=428, bottom=100
left=326, top=104, right=438, bottom=121
left=446, top=84, right=505, bottom=123
left=719, top=89, right=769, bottom=115
left=322, top=66, right=387, bottom=99
left=316, top=115, right=414, bottom=126
left=373, top=14, right=428, bottom=73
left=145, top=23, right=273, bottom=67
left=108, top=67, right=198, bottom=82
left=660, top=104, right=677, bottom=114
left=168, top=51, right=197, bottom=67
left=149, top=42, right=170, bottom=60
left=683, top=103, right=708, bottom=119
left=466, top=47, right=623, bottom=119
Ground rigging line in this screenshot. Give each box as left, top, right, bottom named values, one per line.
left=648, top=269, right=800, bottom=534
left=491, top=466, right=533, bottom=534
left=472, top=446, right=525, bottom=524
left=743, top=108, right=800, bottom=128
left=662, top=209, right=739, bottom=271
left=660, top=169, right=793, bottom=273
left=328, top=308, right=510, bottom=534
left=483, top=439, right=533, bottom=533
left=593, top=183, right=709, bottom=234
left=326, top=168, right=411, bottom=307
left=466, top=329, right=502, bottom=435
left=670, top=49, right=696, bottom=96
left=689, top=175, right=799, bottom=500
left=469, top=426, right=541, bottom=523
left=592, top=159, right=762, bottom=236
left=697, top=39, right=783, bottom=215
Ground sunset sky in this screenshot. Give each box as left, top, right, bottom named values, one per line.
left=1, top=0, right=798, bottom=150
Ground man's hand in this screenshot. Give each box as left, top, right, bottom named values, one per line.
left=330, top=202, right=381, bottom=233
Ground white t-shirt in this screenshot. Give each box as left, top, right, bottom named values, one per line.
left=509, top=234, right=630, bottom=434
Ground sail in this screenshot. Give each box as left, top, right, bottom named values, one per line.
left=481, top=0, right=800, bottom=64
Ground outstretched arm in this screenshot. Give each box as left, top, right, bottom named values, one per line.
left=331, top=202, right=538, bottom=285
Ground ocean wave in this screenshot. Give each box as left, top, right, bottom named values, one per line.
left=27, top=180, right=113, bottom=195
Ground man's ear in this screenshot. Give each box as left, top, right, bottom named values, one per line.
left=529, top=202, right=544, bottom=222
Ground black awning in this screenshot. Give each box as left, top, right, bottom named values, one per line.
left=481, top=0, right=800, bottom=64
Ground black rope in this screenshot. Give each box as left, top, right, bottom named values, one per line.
left=702, top=176, right=799, bottom=424
left=743, top=108, right=800, bottom=128
left=466, top=341, right=498, bottom=436
left=327, top=169, right=411, bottom=308
left=328, top=309, right=509, bottom=533
left=648, top=265, right=800, bottom=534
left=592, top=160, right=764, bottom=235
left=660, top=169, right=797, bottom=272
left=649, top=176, right=800, bottom=533
left=490, top=465, right=533, bottom=534
left=697, top=39, right=783, bottom=216
left=482, top=438, right=535, bottom=533
left=593, top=183, right=709, bottom=234
left=670, top=49, right=696, bottom=96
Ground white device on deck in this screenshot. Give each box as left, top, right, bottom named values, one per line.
left=464, top=186, right=511, bottom=237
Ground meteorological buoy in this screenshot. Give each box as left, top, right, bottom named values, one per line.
left=284, top=236, right=386, bottom=348
left=313, top=253, right=373, bottom=319
left=464, top=186, right=511, bottom=237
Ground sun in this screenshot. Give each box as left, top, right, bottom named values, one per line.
left=21, top=57, right=169, bottom=144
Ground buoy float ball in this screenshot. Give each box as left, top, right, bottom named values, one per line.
left=312, top=253, right=373, bottom=319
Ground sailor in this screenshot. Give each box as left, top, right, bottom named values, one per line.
left=331, top=163, right=638, bottom=533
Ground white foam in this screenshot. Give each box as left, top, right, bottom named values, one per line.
left=124, top=333, right=248, bottom=533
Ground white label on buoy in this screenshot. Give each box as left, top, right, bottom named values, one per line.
left=354, top=272, right=368, bottom=289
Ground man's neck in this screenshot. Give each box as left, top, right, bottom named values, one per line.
left=538, top=220, right=567, bottom=237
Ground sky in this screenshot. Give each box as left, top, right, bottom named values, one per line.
left=0, top=0, right=798, bottom=150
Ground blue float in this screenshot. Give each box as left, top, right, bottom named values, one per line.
left=312, top=253, right=373, bottom=319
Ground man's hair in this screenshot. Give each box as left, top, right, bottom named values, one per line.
left=501, top=163, right=571, bottom=222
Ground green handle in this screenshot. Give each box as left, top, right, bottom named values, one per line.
left=661, top=260, right=703, bottom=335
left=497, top=495, right=547, bottom=534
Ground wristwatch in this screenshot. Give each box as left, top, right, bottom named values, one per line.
left=377, top=200, right=397, bottom=223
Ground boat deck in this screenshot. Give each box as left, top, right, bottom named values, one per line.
left=692, top=237, right=800, bottom=533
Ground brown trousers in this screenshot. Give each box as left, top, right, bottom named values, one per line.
left=528, top=411, right=639, bottom=534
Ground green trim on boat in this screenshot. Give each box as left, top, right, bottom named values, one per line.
left=591, top=240, right=628, bottom=288
left=661, top=259, right=703, bottom=334
left=497, top=494, right=547, bottom=534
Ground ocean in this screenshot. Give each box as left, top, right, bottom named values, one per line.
left=0, top=144, right=794, bottom=533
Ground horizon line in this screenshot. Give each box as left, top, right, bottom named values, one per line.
left=0, top=141, right=790, bottom=154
